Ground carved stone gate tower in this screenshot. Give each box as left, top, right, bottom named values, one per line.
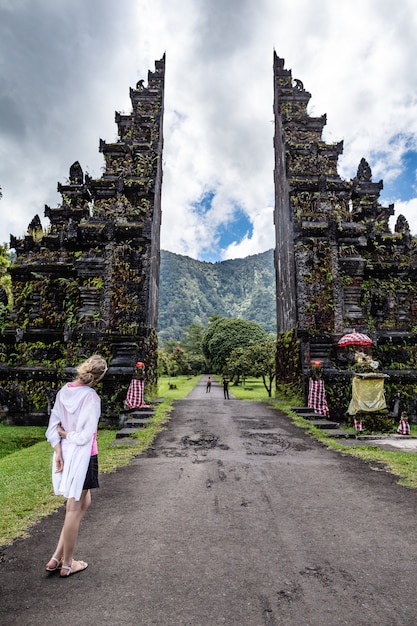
left=0, top=56, right=165, bottom=424
left=273, top=53, right=417, bottom=414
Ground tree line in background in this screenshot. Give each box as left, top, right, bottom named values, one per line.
left=158, top=315, right=280, bottom=397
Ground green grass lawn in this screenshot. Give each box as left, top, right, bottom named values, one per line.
left=227, top=377, right=270, bottom=400
left=222, top=376, right=290, bottom=402
left=0, top=425, right=47, bottom=460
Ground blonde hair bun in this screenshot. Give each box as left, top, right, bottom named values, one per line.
left=75, top=355, right=108, bottom=386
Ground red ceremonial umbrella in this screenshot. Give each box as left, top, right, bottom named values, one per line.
left=338, top=331, right=373, bottom=348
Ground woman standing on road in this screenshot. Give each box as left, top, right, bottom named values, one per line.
left=45, top=355, right=107, bottom=577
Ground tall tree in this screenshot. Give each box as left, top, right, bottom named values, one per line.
left=180, top=323, right=206, bottom=373
left=180, top=323, right=205, bottom=356
left=202, top=317, right=267, bottom=373
left=245, top=337, right=277, bottom=397
left=226, top=346, right=252, bottom=386
left=227, top=337, right=277, bottom=396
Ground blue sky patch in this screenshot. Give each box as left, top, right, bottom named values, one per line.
left=380, top=150, right=417, bottom=203
left=195, top=198, right=254, bottom=262
left=193, top=190, right=216, bottom=215
left=217, top=207, right=253, bottom=250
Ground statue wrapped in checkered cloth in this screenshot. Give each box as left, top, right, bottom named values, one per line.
left=125, top=362, right=151, bottom=409
left=397, top=412, right=410, bottom=435
left=308, top=379, right=330, bottom=417
left=307, top=361, right=330, bottom=417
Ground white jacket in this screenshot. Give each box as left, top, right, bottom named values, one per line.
left=45, top=384, right=101, bottom=501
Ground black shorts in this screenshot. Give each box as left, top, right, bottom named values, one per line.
left=83, top=454, right=99, bottom=490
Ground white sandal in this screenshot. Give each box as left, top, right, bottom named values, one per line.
left=46, top=556, right=62, bottom=572
left=60, top=559, right=88, bottom=577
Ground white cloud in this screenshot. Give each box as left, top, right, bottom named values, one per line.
left=390, top=199, right=417, bottom=237
left=1, top=0, right=417, bottom=260
left=221, top=206, right=275, bottom=260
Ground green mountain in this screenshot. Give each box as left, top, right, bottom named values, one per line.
left=158, top=249, right=276, bottom=342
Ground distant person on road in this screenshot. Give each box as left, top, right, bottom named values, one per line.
left=206, top=376, right=212, bottom=393
left=223, top=376, right=230, bottom=399
left=45, top=355, right=107, bottom=577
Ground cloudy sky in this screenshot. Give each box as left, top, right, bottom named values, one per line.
left=1, top=0, right=417, bottom=262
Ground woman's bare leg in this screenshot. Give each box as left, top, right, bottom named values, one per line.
left=46, top=489, right=91, bottom=572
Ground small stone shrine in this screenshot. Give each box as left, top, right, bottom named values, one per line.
left=273, top=52, right=417, bottom=417
left=0, top=56, right=165, bottom=425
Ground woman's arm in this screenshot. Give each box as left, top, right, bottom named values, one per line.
left=53, top=441, right=64, bottom=473
left=58, top=395, right=101, bottom=446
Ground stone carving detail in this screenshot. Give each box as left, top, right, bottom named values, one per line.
left=69, top=161, right=84, bottom=184
left=356, top=157, right=372, bottom=181
left=27, top=214, right=42, bottom=233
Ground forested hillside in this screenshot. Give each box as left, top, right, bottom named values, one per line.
left=158, top=249, right=276, bottom=342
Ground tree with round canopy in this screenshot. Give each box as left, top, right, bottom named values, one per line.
left=202, top=316, right=267, bottom=374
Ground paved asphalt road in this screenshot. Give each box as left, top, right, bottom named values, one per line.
left=1, top=377, right=417, bottom=625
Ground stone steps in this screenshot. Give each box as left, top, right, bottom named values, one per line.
left=292, top=406, right=355, bottom=438
left=292, top=407, right=335, bottom=422
left=116, top=407, right=155, bottom=439
left=310, top=419, right=340, bottom=430
left=125, top=417, right=153, bottom=428
left=124, top=409, right=154, bottom=417
left=115, top=428, right=142, bottom=439
left=300, top=412, right=325, bottom=420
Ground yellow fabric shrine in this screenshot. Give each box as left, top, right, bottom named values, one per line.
left=348, top=376, right=387, bottom=415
